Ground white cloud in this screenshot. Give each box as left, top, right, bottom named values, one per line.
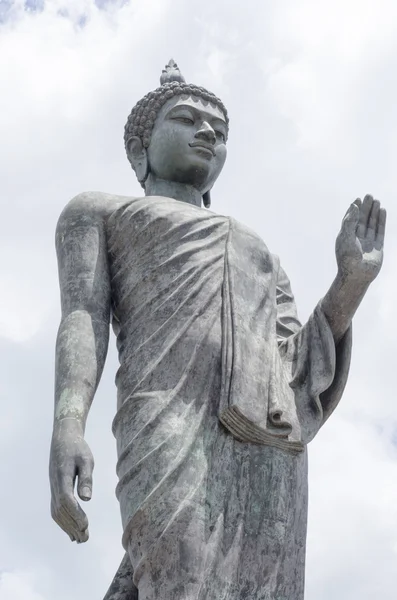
left=0, top=571, right=46, bottom=600
left=0, top=245, right=54, bottom=342
left=307, top=414, right=397, bottom=599
left=261, top=0, right=397, bottom=158
left=377, top=242, right=397, bottom=340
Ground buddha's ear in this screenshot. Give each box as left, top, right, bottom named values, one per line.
left=126, top=136, right=148, bottom=185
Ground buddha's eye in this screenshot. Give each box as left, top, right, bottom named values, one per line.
left=215, top=130, right=225, bottom=142
left=173, top=116, right=195, bottom=125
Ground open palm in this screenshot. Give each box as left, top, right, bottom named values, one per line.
left=336, top=194, right=386, bottom=283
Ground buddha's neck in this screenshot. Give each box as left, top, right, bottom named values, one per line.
left=144, top=176, right=202, bottom=208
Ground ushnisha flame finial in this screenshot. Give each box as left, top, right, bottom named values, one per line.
left=160, top=59, right=186, bottom=85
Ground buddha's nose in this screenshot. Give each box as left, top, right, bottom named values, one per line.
left=195, top=121, right=216, bottom=145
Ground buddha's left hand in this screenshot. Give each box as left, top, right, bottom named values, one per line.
left=336, top=194, right=386, bottom=284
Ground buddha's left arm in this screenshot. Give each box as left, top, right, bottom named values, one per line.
left=320, top=195, right=386, bottom=344
left=274, top=253, right=352, bottom=439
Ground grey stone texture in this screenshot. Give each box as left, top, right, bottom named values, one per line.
left=49, top=61, right=386, bottom=599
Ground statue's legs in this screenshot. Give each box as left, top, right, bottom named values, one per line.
left=118, top=444, right=307, bottom=600
left=124, top=506, right=209, bottom=600
left=103, top=553, right=138, bottom=600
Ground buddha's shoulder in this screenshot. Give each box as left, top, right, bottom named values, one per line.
left=58, top=191, right=140, bottom=224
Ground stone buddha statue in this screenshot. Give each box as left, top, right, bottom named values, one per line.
left=49, top=60, right=386, bottom=600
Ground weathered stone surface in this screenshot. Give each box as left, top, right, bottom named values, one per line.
left=104, top=553, right=138, bottom=600
left=49, top=60, right=386, bottom=599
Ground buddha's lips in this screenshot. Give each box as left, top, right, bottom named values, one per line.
left=189, top=141, right=216, bottom=156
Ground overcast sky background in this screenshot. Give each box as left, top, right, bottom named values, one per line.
left=0, top=0, right=396, bottom=598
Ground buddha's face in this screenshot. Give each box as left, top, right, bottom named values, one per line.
left=146, top=95, right=228, bottom=193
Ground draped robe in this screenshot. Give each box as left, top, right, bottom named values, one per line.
left=106, top=196, right=352, bottom=600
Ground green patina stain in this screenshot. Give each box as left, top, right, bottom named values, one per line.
left=55, top=389, right=84, bottom=421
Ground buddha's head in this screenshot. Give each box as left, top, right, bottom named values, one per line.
left=124, top=60, right=229, bottom=207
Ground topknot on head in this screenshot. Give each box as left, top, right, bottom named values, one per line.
left=160, top=59, right=186, bottom=85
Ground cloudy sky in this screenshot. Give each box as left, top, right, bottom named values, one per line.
left=1, top=0, right=396, bottom=598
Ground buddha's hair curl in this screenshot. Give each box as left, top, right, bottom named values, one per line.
left=124, top=81, right=229, bottom=159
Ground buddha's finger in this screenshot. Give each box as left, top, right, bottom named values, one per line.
left=76, top=528, right=89, bottom=544
left=357, top=194, right=373, bottom=238
left=51, top=499, right=75, bottom=541
left=376, top=208, right=387, bottom=247
left=55, top=505, right=77, bottom=541
left=57, top=473, right=89, bottom=536
left=76, top=456, right=93, bottom=502
left=58, top=505, right=83, bottom=541
left=343, top=199, right=360, bottom=219
left=341, top=202, right=359, bottom=236
left=61, top=492, right=89, bottom=534
left=58, top=499, right=89, bottom=543
left=62, top=510, right=88, bottom=544
left=51, top=475, right=80, bottom=538
left=366, top=200, right=380, bottom=242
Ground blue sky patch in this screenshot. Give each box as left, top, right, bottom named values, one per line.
left=25, top=0, right=44, bottom=12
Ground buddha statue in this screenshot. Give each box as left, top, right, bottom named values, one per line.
left=49, top=60, right=386, bottom=600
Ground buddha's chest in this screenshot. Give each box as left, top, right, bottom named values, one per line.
left=105, top=197, right=276, bottom=314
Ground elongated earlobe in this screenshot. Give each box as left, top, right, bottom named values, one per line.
left=127, top=136, right=149, bottom=186
left=203, top=190, right=211, bottom=208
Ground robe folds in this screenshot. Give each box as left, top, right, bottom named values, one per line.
left=107, top=196, right=352, bottom=600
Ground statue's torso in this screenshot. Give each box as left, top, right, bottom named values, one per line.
left=96, top=194, right=308, bottom=600
left=103, top=195, right=280, bottom=416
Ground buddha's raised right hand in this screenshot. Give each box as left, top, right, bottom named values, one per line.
left=49, top=418, right=94, bottom=543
